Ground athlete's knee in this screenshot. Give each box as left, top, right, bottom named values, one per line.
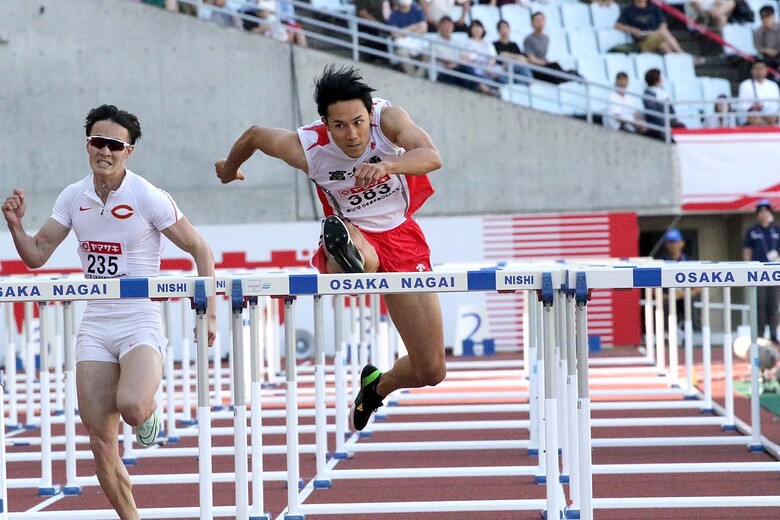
left=415, top=361, right=446, bottom=387
left=88, top=430, right=119, bottom=462
left=117, top=399, right=153, bottom=427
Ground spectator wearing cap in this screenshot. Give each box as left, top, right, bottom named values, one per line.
left=738, top=60, right=780, bottom=126
left=654, top=228, right=701, bottom=328
left=754, top=5, right=780, bottom=70
left=743, top=199, right=780, bottom=343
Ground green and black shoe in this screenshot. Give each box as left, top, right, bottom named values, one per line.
left=322, top=215, right=364, bottom=273
left=352, top=364, right=384, bottom=431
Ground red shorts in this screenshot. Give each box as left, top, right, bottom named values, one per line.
left=311, top=218, right=432, bottom=273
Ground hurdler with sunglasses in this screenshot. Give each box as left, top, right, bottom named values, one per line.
left=1, top=104, right=217, bottom=520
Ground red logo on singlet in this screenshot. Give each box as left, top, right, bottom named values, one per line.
left=338, top=175, right=391, bottom=196
left=80, top=241, right=123, bottom=254
left=110, top=204, right=134, bottom=219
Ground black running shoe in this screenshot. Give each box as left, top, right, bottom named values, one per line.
left=322, top=216, right=364, bottom=273
left=352, top=364, right=384, bottom=431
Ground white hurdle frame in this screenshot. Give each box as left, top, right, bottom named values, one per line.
left=0, top=275, right=223, bottom=519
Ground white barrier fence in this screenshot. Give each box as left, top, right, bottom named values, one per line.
left=1, top=261, right=780, bottom=518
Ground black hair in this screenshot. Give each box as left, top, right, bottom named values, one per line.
left=531, top=11, right=545, bottom=21
left=759, top=5, right=775, bottom=17
left=438, top=15, right=454, bottom=25
left=314, top=65, right=375, bottom=118
left=468, top=19, right=485, bottom=38
left=644, top=67, right=661, bottom=86
left=497, top=19, right=509, bottom=31
left=84, top=105, right=142, bottom=144
left=616, top=71, right=629, bottom=80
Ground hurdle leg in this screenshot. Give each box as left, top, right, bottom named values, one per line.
left=0, top=370, right=8, bottom=520
left=164, top=302, right=178, bottom=443
left=248, top=296, right=270, bottom=520
left=722, top=288, right=735, bottom=430
left=748, top=287, right=763, bottom=451
left=349, top=298, right=360, bottom=397
left=180, top=301, right=194, bottom=425
left=283, top=297, right=304, bottom=519
left=527, top=296, right=539, bottom=457
left=668, top=287, right=679, bottom=387
left=565, top=293, right=580, bottom=517
left=212, top=325, right=224, bottom=411
left=643, top=288, right=655, bottom=365
left=313, top=296, right=332, bottom=489
left=23, top=302, right=36, bottom=429
left=701, top=288, right=713, bottom=412
left=333, top=296, right=349, bottom=459
left=4, top=304, right=19, bottom=429
left=575, top=290, right=593, bottom=520
left=541, top=280, right=562, bottom=519
left=358, top=296, right=369, bottom=369
left=654, top=287, right=665, bottom=376
left=53, top=304, right=64, bottom=414
left=37, top=302, right=58, bottom=496
left=684, top=288, right=695, bottom=396
left=230, top=280, right=249, bottom=519
left=556, top=298, right=569, bottom=484
left=195, top=287, right=214, bottom=520
left=62, top=302, right=81, bottom=496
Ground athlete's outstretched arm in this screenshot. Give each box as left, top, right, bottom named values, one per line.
left=2, top=188, right=70, bottom=269
left=162, top=217, right=218, bottom=346
left=215, top=126, right=308, bottom=183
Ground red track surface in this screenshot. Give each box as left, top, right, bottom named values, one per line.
left=6, top=347, right=780, bottom=519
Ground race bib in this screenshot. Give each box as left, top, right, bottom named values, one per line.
left=78, top=241, right=127, bottom=278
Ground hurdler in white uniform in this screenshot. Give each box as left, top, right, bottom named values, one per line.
left=51, top=170, right=180, bottom=362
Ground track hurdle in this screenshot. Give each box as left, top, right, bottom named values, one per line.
left=228, top=267, right=562, bottom=519
left=568, top=261, right=780, bottom=518
left=0, top=275, right=235, bottom=519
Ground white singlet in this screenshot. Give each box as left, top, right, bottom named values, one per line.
left=51, top=170, right=181, bottom=362
left=297, top=98, right=434, bottom=233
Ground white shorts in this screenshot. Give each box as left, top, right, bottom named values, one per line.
left=76, top=300, right=168, bottom=364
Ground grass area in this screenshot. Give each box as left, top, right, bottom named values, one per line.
left=734, top=379, right=780, bottom=417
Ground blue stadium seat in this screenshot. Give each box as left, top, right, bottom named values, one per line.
left=664, top=53, right=697, bottom=82
left=567, top=29, right=600, bottom=57
left=590, top=2, right=621, bottom=30
left=470, top=5, right=502, bottom=41
left=561, top=2, right=592, bottom=30
left=546, top=28, right=570, bottom=60
left=633, top=52, right=666, bottom=82
left=596, top=28, right=630, bottom=53
left=530, top=82, right=563, bottom=114
left=558, top=81, right=588, bottom=115
left=699, top=76, right=733, bottom=102
left=501, top=84, right=531, bottom=107
left=722, top=23, right=758, bottom=54
left=670, top=79, right=705, bottom=128
left=527, top=1, right=563, bottom=29
left=576, top=55, right=609, bottom=84
left=604, top=52, right=637, bottom=83
left=501, top=4, right=533, bottom=41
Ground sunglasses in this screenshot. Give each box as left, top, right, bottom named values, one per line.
left=87, top=136, right=131, bottom=152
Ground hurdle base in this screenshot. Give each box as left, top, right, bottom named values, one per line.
left=565, top=508, right=580, bottom=519
left=748, top=443, right=765, bottom=452
left=683, top=393, right=699, bottom=400
left=6, top=423, right=23, bottom=431
left=527, top=448, right=539, bottom=456
left=38, top=485, right=60, bottom=497
left=559, top=474, right=570, bottom=484
left=284, top=514, right=304, bottom=520
left=166, top=435, right=179, bottom=444
left=534, top=475, right=546, bottom=484
left=313, top=479, right=332, bottom=489
left=285, top=479, right=305, bottom=490
left=249, top=514, right=272, bottom=520
left=212, top=405, right=226, bottom=411
left=700, top=408, right=715, bottom=415
left=542, top=508, right=563, bottom=519
left=333, top=451, right=350, bottom=459
left=63, top=485, right=82, bottom=496
left=358, top=431, right=373, bottom=438
left=721, top=424, right=737, bottom=431
left=387, top=400, right=399, bottom=406
left=180, top=419, right=198, bottom=426
left=53, top=409, right=65, bottom=416
left=122, top=457, right=138, bottom=466
left=24, top=423, right=39, bottom=430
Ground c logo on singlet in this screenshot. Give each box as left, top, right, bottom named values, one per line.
left=110, top=204, right=135, bottom=220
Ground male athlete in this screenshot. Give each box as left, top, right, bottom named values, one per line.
left=2, top=105, right=217, bottom=520
left=215, top=64, right=445, bottom=430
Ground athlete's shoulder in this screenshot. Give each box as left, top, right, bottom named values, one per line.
left=57, top=175, right=91, bottom=201
left=298, top=120, right=330, bottom=151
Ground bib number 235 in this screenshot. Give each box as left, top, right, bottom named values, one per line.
left=87, top=254, right=119, bottom=276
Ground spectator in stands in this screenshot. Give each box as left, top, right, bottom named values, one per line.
left=754, top=5, right=780, bottom=70
left=201, top=0, right=239, bottom=28
left=743, top=199, right=780, bottom=343
left=355, top=0, right=390, bottom=63
left=614, top=0, right=684, bottom=54
left=523, top=12, right=581, bottom=84
left=433, top=16, right=481, bottom=92
left=704, top=94, right=737, bottom=127
left=388, top=0, right=429, bottom=77
left=738, top=59, right=780, bottom=126
left=643, top=68, right=685, bottom=140
left=461, top=20, right=502, bottom=95
left=488, top=0, right=527, bottom=6
left=278, top=0, right=307, bottom=46
left=493, top=20, right=533, bottom=84
left=690, top=0, right=736, bottom=30
left=241, top=1, right=290, bottom=42
left=420, top=0, right=470, bottom=33
left=654, top=228, right=700, bottom=321
left=604, top=72, right=646, bottom=133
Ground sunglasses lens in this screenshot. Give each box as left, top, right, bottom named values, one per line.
left=89, top=137, right=127, bottom=152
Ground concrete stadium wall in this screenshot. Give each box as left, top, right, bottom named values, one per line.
left=1, top=0, right=680, bottom=230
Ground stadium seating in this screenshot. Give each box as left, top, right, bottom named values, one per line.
left=590, top=2, right=621, bottom=30
left=722, top=23, right=758, bottom=54
left=530, top=82, right=563, bottom=113
left=664, top=53, right=697, bottom=82
left=561, top=2, right=592, bottom=30
left=470, top=5, right=502, bottom=41
left=605, top=52, right=637, bottom=83
left=500, top=4, right=533, bottom=41
left=567, top=29, right=600, bottom=57
left=596, top=28, right=630, bottom=53
left=633, top=52, right=666, bottom=81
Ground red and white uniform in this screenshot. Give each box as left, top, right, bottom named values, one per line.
left=51, top=170, right=181, bottom=362
left=297, top=98, right=434, bottom=233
